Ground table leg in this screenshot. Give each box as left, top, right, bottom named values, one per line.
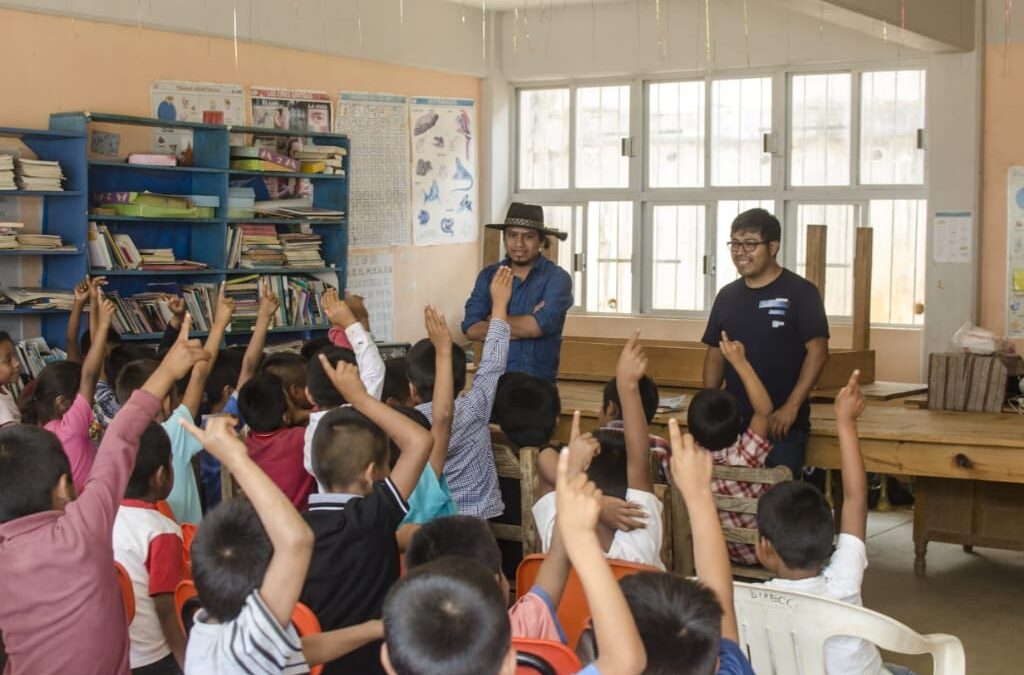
left=877, top=474, right=892, bottom=512
left=913, top=478, right=929, bottom=576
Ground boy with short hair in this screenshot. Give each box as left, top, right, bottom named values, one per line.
left=113, top=422, right=187, bottom=674
left=0, top=320, right=209, bottom=675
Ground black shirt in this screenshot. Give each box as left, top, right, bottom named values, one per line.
left=300, top=478, right=409, bottom=675
left=702, top=269, right=830, bottom=432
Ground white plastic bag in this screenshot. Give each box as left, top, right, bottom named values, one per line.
left=952, top=322, right=1007, bottom=355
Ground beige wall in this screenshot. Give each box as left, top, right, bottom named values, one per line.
left=0, top=8, right=482, bottom=344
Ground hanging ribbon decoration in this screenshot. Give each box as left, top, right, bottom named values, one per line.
left=898, top=0, right=906, bottom=57
left=482, top=0, right=487, bottom=61
left=742, top=0, right=751, bottom=68
left=136, top=0, right=143, bottom=38
left=513, top=7, right=519, bottom=54
left=819, top=0, right=825, bottom=39
left=655, top=0, right=666, bottom=59
left=1006, top=0, right=1015, bottom=75
left=704, top=0, right=713, bottom=71
left=232, top=0, right=239, bottom=70
left=523, top=0, right=530, bottom=49
left=355, top=0, right=364, bottom=47
left=400, top=0, right=405, bottom=26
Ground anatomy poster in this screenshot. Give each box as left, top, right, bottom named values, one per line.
left=409, top=97, right=478, bottom=246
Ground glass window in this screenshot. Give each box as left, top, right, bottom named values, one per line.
left=868, top=199, right=926, bottom=324
left=651, top=205, right=706, bottom=311
left=715, top=200, right=776, bottom=296
left=586, top=201, right=633, bottom=313
left=710, top=77, right=772, bottom=186
left=649, top=81, right=705, bottom=188
left=518, top=88, right=571, bottom=190
left=790, top=73, right=852, bottom=186
left=576, top=86, right=631, bottom=188
left=795, top=204, right=857, bottom=316
left=547, top=205, right=584, bottom=308
left=861, top=70, right=926, bottom=185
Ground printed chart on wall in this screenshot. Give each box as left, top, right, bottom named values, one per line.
left=346, top=252, right=395, bottom=342
left=409, top=97, right=477, bottom=246
left=1007, top=167, right=1024, bottom=338
left=337, top=93, right=410, bottom=247
left=150, top=81, right=244, bottom=157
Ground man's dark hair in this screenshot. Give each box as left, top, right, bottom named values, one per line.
left=0, top=426, right=70, bottom=522
left=261, top=352, right=307, bottom=394
left=585, top=429, right=628, bottom=500
left=300, top=336, right=332, bottom=362
left=756, top=481, right=834, bottom=571
left=124, top=422, right=172, bottom=500
left=405, top=515, right=502, bottom=576
left=191, top=498, right=273, bottom=622
left=388, top=405, right=430, bottom=469
left=383, top=358, right=412, bottom=405
left=602, top=375, right=660, bottom=424
left=20, top=361, right=81, bottom=425
left=238, top=373, right=288, bottom=433
left=81, top=327, right=122, bottom=357
left=383, top=557, right=511, bottom=675
left=116, top=359, right=160, bottom=405
left=731, top=208, right=781, bottom=244
left=620, top=572, right=724, bottom=675
left=311, top=406, right=389, bottom=491
left=204, top=348, right=244, bottom=411
left=492, top=372, right=561, bottom=448
left=305, top=346, right=356, bottom=408
left=687, top=389, right=743, bottom=452
left=405, top=338, right=466, bottom=403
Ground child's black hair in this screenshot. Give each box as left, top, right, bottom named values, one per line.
left=405, top=338, right=466, bottom=403
left=300, top=336, right=332, bottom=362
left=0, top=331, right=14, bottom=346
left=204, top=348, right=244, bottom=413
left=116, top=359, right=160, bottom=405
left=238, top=373, right=288, bottom=433
left=620, top=572, right=724, bottom=675
left=382, top=358, right=412, bottom=405
left=602, top=375, right=660, bottom=424
left=388, top=405, right=430, bottom=469
left=687, top=388, right=743, bottom=452
left=0, top=425, right=70, bottom=522
left=260, top=352, right=307, bottom=397
left=80, top=327, right=122, bottom=356
left=756, top=481, right=834, bottom=571
left=585, top=429, right=628, bottom=500
left=106, top=345, right=155, bottom=391
left=190, top=497, right=273, bottom=622
left=21, top=361, right=81, bottom=425
left=404, top=515, right=502, bottom=576
left=383, top=556, right=510, bottom=675
left=304, top=345, right=356, bottom=409
left=124, top=422, right=172, bottom=500
left=311, top=406, right=389, bottom=491
left=492, top=372, right=561, bottom=448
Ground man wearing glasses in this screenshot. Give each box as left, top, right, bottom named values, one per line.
left=701, top=208, right=830, bottom=475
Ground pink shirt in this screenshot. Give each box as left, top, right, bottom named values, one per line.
left=44, top=393, right=96, bottom=492
left=246, top=426, right=315, bottom=510
left=509, top=588, right=566, bottom=644
left=0, top=389, right=161, bottom=675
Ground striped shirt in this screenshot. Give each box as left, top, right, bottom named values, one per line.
left=418, top=318, right=509, bottom=518
left=184, top=590, right=308, bottom=674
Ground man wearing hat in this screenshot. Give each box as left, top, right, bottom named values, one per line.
left=462, top=203, right=573, bottom=383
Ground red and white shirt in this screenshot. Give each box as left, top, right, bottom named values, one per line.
left=113, top=499, right=185, bottom=668
left=709, top=429, right=773, bottom=566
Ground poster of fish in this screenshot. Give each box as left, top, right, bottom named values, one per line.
left=409, top=97, right=478, bottom=246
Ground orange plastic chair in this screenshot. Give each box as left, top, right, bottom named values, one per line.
left=291, top=602, right=323, bottom=675
left=180, top=522, right=197, bottom=579
left=156, top=500, right=176, bottom=521
left=515, top=554, right=658, bottom=648
left=174, top=579, right=200, bottom=636
left=513, top=638, right=582, bottom=675
left=114, top=561, right=135, bottom=625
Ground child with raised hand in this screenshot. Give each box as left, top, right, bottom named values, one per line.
left=0, top=330, right=22, bottom=426
left=0, top=318, right=209, bottom=675
left=179, top=416, right=384, bottom=675
left=221, top=278, right=281, bottom=427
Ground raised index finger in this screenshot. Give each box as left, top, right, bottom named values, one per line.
left=177, top=312, right=193, bottom=340
left=570, top=410, right=581, bottom=440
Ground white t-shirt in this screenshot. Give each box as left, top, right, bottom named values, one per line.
left=184, top=590, right=309, bottom=674
left=763, top=534, right=887, bottom=675
left=0, top=388, right=20, bottom=426
left=533, top=488, right=666, bottom=571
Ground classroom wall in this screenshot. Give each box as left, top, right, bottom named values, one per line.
left=0, top=7, right=482, bottom=344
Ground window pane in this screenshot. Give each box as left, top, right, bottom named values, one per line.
left=650, top=205, right=706, bottom=310
left=576, top=86, right=630, bottom=188
left=710, top=77, right=772, bottom=186
left=586, top=201, right=633, bottom=313
left=790, top=73, right=852, bottom=186
left=795, top=204, right=857, bottom=316
left=868, top=200, right=926, bottom=324
left=547, top=205, right=584, bottom=308
left=861, top=71, right=926, bottom=185
left=715, top=200, right=775, bottom=296
left=649, top=81, right=705, bottom=188
left=519, top=88, right=570, bottom=189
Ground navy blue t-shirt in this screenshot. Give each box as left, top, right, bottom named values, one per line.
left=702, top=269, right=829, bottom=432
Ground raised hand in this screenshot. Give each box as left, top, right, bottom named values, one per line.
left=615, top=331, right=647, bottom=384
left=257, top=278, right=280, bottom=321
left=73, top=278, right=90, bottom=305
left=214, top=282, right=236, bottom=327
left=87, top=275, right=107, bottom=298
left=490, top=265, right=513, bottom=310
left=668, top=419, right=713, bottom=502
left=345, top=291, right=369, bottom=323
left=97, top=297, right=116, bottom=327
left=424, top=304, right=451, bottom=353
left=323, top=288, right=357, bottom=328
left=179, top=414, right=246, bottom=464
left=834, top=369, right=866, bottom=422
left=161, top=313, right=212, bottom=379
left=318, top=354, right=367, bottom=404
left=167, top=295, right=186, bottom=319
left=718, top=330, right=747, bottom=366
left=556, top=445, right=603, bottom=537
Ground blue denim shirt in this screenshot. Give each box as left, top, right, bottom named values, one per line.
left=461, top=256, right=573, bottom=382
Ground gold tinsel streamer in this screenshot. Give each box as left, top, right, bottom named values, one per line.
left=704, top=0, right=713, bottom=70
left=742, top=0, right=751, bottom=68
left=1006, top=0, right=1015, bottom=75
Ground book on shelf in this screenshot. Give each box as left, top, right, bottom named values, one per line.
left=9, top=336, right=68, bottom=398
left=0, top=154, right=14, bottom=190
left=90, top=191, right=216, bottom=219
left=292, top=145, right=347, bottom=158
left=226, top=225, right=325, bottom=269
left=87, top=223, right=208, bottom=271
left=224, top=273, right=333, bottom=332
left=15, top=158, right=64, bottom=191
left=108, top=283, right=218, bottom=335
left=127, top=153, right=177, bottom=167
left=16, top=234, right=67, bottom=250
left=230, top=158, right=297, bottom=173
left=0, top=287, right=75, bottom=310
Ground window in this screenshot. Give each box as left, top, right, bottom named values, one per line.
left=861, top=71, right=926, bottom=184
left=711, top=77, right=773, bottom=186
left=586, top=201, right=633, bottom=313
left=548, top=205, right=584, bottom=308
left=868, top=200, right=926, bottom=324
left=790, top=73, right=852, bottom=187
left=795, top=204, right=857, bottom=316
left=649, top=81, right=705, bottom=188
left=576, top=86, right=630, bottom=188
left=650, top=205, right=706, bottom=311
left=518, top=88, right=570, bottom=190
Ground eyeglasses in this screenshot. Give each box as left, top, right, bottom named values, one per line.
left=726, top=240, right=768, bottom=253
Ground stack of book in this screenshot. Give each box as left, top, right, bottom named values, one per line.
left=108, top=283, right=218, bottom=335
left=15, top=158, right=64, bottom=191
left=10, top=337, right=68, bottom=397
left=0, top=222, right=21, bottom=249
left=226, top=224, right=285, bottom=268
left=293, top=144, right=347, bottom=176
left=230, top=146, right=300, bottom=173
left=17, top=233, right=66, bottom=249
left=87, top=223, right=207, bottom=271
left=0, top=155, right=15, bottom=190
left=90, top=192, right=216, bottom=219
left=279, top=232, right=325, bottom=269
left=0, top=287, right=75, bottom=310
left=224, top=274, right=261, bottom=333
left=127, top=153, right=177, bottom=166
left=224, top=274, right=332, bottom=331
left=228, top=187, right=256, bottom=219
left=253, top=196, right=345, bottom=220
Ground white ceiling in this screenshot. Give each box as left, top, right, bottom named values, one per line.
left=439, top=0, right=626, bottom=11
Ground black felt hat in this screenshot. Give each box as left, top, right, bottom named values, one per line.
left=485, top=202, right=568, bottom=241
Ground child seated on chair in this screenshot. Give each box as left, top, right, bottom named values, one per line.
left=757, top=371, right=907, bottom=675
left=596, top=369, right=671, bottom=479
left=533, top=335, right=666, bottom=570
left=299, top=356, right=433, bottom=675
left=687, top=330, right=774, bottom=566
left=0, top=322, right=208, bottom=675
left=113, top=422, right=187, bottom=674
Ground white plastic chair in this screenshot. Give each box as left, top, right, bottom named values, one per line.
left=733, top=581, right=966, bottom=675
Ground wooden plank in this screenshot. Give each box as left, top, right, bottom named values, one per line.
left=852, top=227, right=873, bottom=350
left=805, top=224, right=827, bottom=301
left=812, top=381, right=928, bottom=403
left=483, top=226, right=502, bottom=265
left=713, top=465, right=792, bottom=484
left=520, top=447, right=541, bottom=556
left=489, top=522, right=523, bottom=542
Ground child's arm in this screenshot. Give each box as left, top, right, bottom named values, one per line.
left=323, top=288, right=386, bottom=400
left=318, top=355, right=432, bottom=500
left=616, top=332, right=654, bottom=493
left=66, top=277, right=90, bottom=362
left=556, top=446, right=646, bottom=675
left=180, top=415, right=314, bottom=628
left=835, top=370, right=868, bottom=541
left=181, top=284, right=235, bottom=418
left=302, top=620, right=383, bottom=666
left=668, top=419, right=739, bottom=642
left=153, top=594, right=186, bottom=667
left=237, top=279, right=278, bottom=391
left=424, top=305, right=453, bottom=478
left=463, top=266, right=512, bottom=410
left=346, top=291, right=371, bottom=332
left=79, top=293, right=114, bottom=404
left=719, top=330, right=773, bottom=439
left=157, top=295, right=187, bottom=353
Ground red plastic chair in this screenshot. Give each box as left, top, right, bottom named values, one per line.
left=114, top=561, right=135, bottom=625
left=513, top=638, right=582, bottom=675
left=291, top=602, right=323, bottom=675
left=156, top=500, right=176, bottom=521
left=515, top=554, right=658, bottom=648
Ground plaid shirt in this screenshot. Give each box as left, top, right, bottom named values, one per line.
left=709, top=429, right=773, bottom=566
left=602, top=419, right=672, bottom=480
left=417, top=318, right=509, bottom=518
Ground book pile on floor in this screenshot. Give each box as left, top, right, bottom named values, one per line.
left=293, top=144, right=346, bottom=176
left=88, top=223, right=207, bottom=271
left=9, top=337, right=68, bottom=398
left=0, top=287, right=75, bottom=310
left=0, top=155, right=15, bottom=190
left=226, top=224, right=284, bottom=268
left=15, top=158, right=64, bottom=191
left=107, top=283, right=218, bottom=335
left=279, top=232, right=325, bottom=268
